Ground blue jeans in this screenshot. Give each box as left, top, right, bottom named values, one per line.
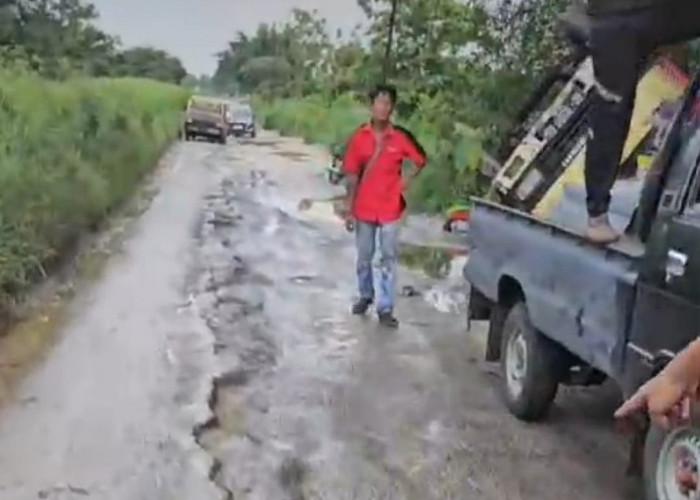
left=355, top=221, right=400, bottom=313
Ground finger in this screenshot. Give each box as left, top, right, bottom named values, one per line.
left=650, top=410, right=671, bottom=431
left=681, top=397, right=692, bottom=423
left=669, top=397, right=693, bottom=427
left=614, top=412, right=646, bottom=435
left=667, top=405, right=686, bottom=428
left=615, top=391, right=648, bottom=419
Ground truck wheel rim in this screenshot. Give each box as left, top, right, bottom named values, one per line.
left=505, top=327, right=527, bottom=397
left=657, top=428, right=700, bottom=500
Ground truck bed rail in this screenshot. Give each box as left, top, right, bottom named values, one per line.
left=471, top=197, right=645, bottom=260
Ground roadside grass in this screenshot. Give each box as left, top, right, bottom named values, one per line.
left=0, top=68, right=189, bottom=311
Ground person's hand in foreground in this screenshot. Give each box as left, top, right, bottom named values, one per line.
left=615, top=372, right=691, bottom=430
left=615, top=339, right=700, bottom=429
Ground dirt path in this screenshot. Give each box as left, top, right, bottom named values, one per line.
left=0, top=131, right=640, bottom=500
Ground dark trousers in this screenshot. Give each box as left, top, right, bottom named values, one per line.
left=586, top=2, right=700, bottom=217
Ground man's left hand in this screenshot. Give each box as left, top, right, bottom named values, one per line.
left=344, top=216, right=355, bottom=232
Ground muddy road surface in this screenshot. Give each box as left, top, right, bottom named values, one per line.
left=0, top=132, right=639, bottom=500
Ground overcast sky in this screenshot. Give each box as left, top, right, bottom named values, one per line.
left=90, top=0, right=366, bottom=76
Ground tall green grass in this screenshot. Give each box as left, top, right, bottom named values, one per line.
left=254, top=94, right=366, bottom=147
left=254, top=93, right=485, bottom=213
left=0, top=68, right=189, bottom=305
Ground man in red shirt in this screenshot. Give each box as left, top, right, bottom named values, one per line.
left=343, top=85, right=427, bottom=327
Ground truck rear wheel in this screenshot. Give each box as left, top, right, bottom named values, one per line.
left=500, top=302, right=563, bottom=421
left=644, top=424, right=700, bottom=500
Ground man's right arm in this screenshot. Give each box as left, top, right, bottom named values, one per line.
left=342, top=133, right=362, bottom=219
left=344, top=174, right=358, bottom=217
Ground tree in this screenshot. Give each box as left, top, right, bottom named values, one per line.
left=0, top=0, right=187, bottom=83
left=212, top=10, right=335, bottom=96
left=3, top=0, right=117, bottom=78
left=113, top=47, right=187, bottom=84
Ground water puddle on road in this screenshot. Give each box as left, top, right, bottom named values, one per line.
left=238, top=138, right=280, bottom=147
left=398, top=243, right=467, bottom=280
left=272, top=150, right=310, bottom=161
left=0, top=298, right=67, bottom=404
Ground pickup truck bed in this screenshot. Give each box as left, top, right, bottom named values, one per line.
left=465, top=199, right=642, bottom=378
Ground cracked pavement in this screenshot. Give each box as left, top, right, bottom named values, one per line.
left=0, top=132, right=641, bottom=499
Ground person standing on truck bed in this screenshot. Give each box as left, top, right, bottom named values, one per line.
left=342, top=84, right=427, bottom=328
left=571, top=0, right=700, bottom=243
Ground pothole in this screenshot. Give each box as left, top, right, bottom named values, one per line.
left=193, top=175, right=283, bottom=500
left=278, top=456, right=308, bottom=500
left=37, top=484, right=90, bottom=498
left=239, top=138, right=279, bottom=147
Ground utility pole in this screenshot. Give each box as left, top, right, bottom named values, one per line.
left=382, top=0, right=398, bottom=83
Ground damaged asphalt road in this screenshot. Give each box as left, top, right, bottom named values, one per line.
left=192, top=134, right=640, bottom=500
left=0, top=132, right=640, bottom=499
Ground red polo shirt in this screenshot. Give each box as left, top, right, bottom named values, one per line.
left=343, top=124, right=427, bottom=223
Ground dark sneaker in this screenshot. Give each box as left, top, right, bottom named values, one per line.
left=352, top=298, right=373, bottom=315
left=378, top=311, right=399, bottom=328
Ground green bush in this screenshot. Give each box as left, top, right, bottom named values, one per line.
left=0, top=68, right=189, bottom=303
left=253, top=92, right=486, bottom=213
left=254, top=93, right=366, bottom=147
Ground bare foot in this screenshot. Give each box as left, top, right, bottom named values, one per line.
left=586, top=214, right=620, bottom=244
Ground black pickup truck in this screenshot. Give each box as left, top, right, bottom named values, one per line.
left=465, top=73, right=700, bottom=499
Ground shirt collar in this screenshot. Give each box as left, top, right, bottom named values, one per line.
left=360, top=122, right=395, bottom=137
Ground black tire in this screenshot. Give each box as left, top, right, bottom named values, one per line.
left=644, top=424, right=700, bottom=500
left=251, top=129, right=257, bottom=138
left=219, top=133, right=227, bottom=145
left=500, top=302, right=563, bottom=421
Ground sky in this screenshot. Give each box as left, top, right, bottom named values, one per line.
left=90, top=0, right=367, bottom=76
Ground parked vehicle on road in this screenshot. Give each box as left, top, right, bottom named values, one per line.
left=183, top=96, right=228, bottom=145
left=229, top=105, right=256, bottom=138
left=465, top=66, right=700, bottom=500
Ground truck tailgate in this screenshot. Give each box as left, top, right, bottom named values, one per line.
left=464, top=199, right=641, bottom=377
